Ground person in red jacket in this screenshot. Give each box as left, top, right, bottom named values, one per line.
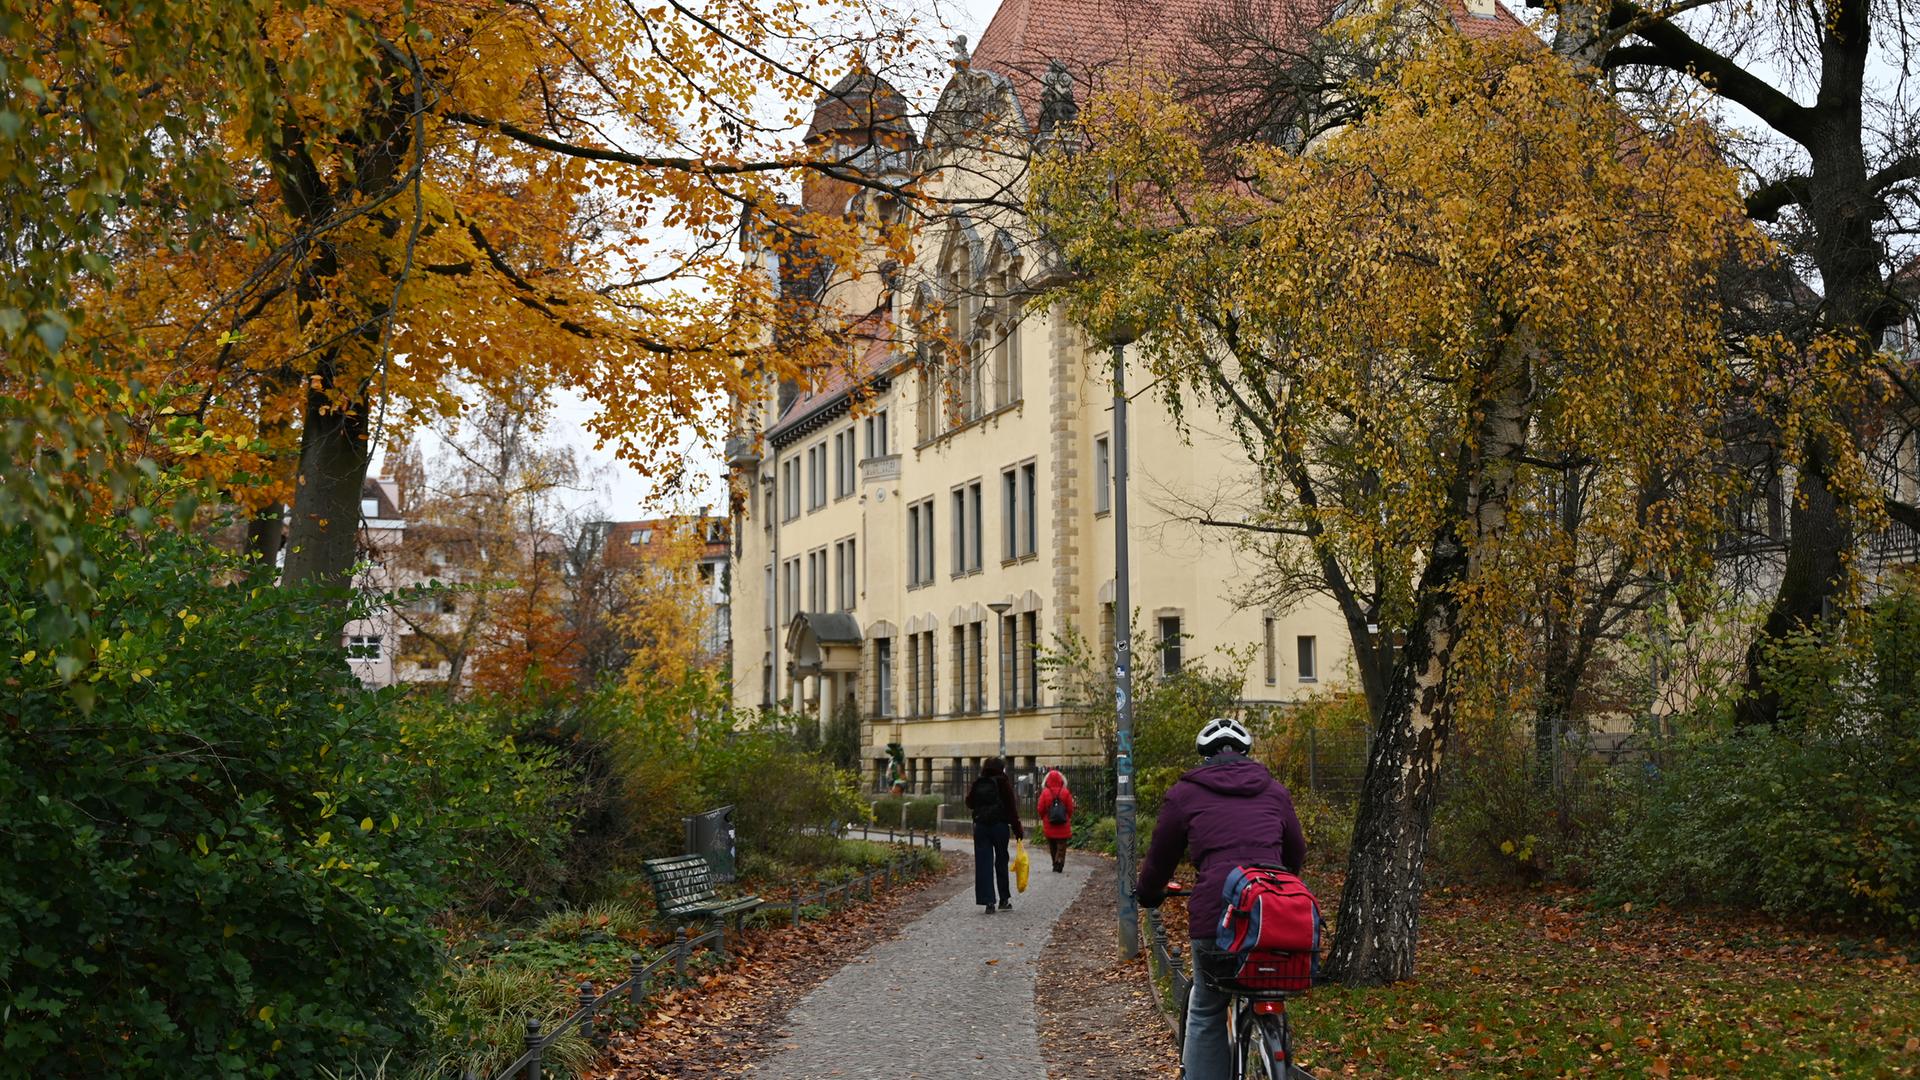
left=1036, top=769, right=1076, bottom=872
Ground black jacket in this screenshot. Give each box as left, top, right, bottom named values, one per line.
left=965, top=772, right=1025, bottom=839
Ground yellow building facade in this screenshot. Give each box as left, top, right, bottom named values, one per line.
left=728, top=26, right=1358, bottom=786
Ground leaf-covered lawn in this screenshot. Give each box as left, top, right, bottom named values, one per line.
left=1292, top=885, right=1920, bottom=1078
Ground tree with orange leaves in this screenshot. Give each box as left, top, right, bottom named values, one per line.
left=4, top=0, right=920, bottom=656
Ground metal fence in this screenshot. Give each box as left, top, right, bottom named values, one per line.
left=474, top=829, right=943, bottom=1080
left=875, top=763, right=1118, bottom=820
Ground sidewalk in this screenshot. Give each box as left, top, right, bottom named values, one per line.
left=750, top=850, right=1091, bottom=1079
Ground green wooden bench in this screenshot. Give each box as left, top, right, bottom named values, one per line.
left=641, top=855, right=762, bottom=937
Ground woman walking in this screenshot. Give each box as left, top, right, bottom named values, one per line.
left=1036, top=769, right=1075, bottom=872
left=965, top=757, right=1024, bottom=913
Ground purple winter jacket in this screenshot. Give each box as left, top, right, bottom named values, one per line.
left=1134, top=753, right=1307, bottom=941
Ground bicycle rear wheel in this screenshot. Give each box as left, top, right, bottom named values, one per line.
left=1239, top=1009, right=1292, bottom=1080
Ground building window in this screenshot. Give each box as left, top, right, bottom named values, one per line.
left=782, top=557, right=800, bottom=624
left=346, top=635, right=383, bottom=660
left=1022, top=462, right=1038, bottom=556
left=1264, top=617, right=1277, bottom=685
left=864, top=409, right=889, bottom=459
left=360, top=498, right=379, bottom=519
left=919, top=630, right=937, bottom=716
left=968, top=482, right=983, bottom=572
left=951, top=626, right=968, bottom=714
left=833, top=428, right=857, bottom=497
left=782, top=459, right=800, bottom=521
left=836, top=537, right=857, bottom=610
left=876, top=637, right=894, bottom=717
left=908, top=500, right=936, bottom=587
left=1297, top=635, right=1318, bottom=682
left=906, top=633, right=921, bottom=718
left=1160, top=615, right=1183, bottom=676
left=1021, top=611, right=1040, bottom=708
left=950, top=480, right=983, bottom=575
left=1002, top=462, right=1037, bottom=560
left=812, top=549, right=830, bottom=613
left=1000, top=612, right=1020, bottom=710
left=807, top=443, right=827, bottom=510
left=970, top=620, right=987, bottom=712
left=1094, top=436, right=1111, bottom=515
left=1002, top=469, right=1018, bottom=561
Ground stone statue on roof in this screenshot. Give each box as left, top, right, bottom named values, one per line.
left=949, top=34, right=970, bottom=70
left=1038, top=59, right=1077, bottom=135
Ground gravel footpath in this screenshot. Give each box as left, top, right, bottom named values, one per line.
left=749, top=842, right=1092, bottom=1079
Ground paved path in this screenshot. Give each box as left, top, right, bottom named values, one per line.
left=750, top=847, right=1092, bottom=1079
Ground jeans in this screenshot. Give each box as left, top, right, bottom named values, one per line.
left=1183, top=941, right=1233, bottom=1080
left=973, top=822, right=1011, bottom=906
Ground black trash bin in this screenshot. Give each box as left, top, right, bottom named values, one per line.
left=684, top=805, right=738, bottom=882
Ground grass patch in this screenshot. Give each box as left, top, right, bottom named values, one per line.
left=1286, top=885, right=1920, bottom=1078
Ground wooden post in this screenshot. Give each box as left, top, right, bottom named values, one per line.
left=674, top=927, right=688, bottom=984
left=791, top=892, right=801, bottom=926
left=629, top=954, right=646, bottom=1005
left=523, top=1019, right=543, bottom=1080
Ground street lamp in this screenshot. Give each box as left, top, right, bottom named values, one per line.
left=987, top=599, right=1013, bottom=760
left=1096, top=316, right=1142, bottom=959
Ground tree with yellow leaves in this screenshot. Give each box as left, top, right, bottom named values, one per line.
left=618, top=516, right=728, bottom=696
left=1036, top=29, right=1764, bottom=984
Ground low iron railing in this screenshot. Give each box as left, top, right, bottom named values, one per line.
left=1139, top=906, right=1192, bottom=1040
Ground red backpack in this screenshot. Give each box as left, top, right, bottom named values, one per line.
left=1213, top=865, right=1321, bottom=991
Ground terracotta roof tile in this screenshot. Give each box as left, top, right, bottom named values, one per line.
left=971, top=0, right=1530, bottom=125
left=767, top=317, right=900, bottom=442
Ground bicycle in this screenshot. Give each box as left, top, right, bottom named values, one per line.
left=1147, top=881, right=1317, bottom=1080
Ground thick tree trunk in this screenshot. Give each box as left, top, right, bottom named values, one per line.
left=1324, top=534, right=1467, bottom=984
left=1735, top=105, right=1884, bottom=725
left=1328, top=331, right=1534, bottom=986
left=1732, top=448, right=1851, bottom=725
left=280, top=395, right=372, bottom=589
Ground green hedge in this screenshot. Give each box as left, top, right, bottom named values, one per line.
left=0, top=521, right=571, bottom=1077
left=1595, top=578, right=1920, bottom=927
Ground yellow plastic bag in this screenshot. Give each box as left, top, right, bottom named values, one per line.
left=1013, top=840, right=1030, bottom=893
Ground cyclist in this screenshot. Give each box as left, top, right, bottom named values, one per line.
left=1135, top=716, right=1307, bottom=1080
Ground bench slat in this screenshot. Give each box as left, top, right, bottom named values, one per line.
left=643, top=855, right=760, bottom=923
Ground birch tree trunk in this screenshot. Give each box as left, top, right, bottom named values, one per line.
left=1327, top=332, right=1535, bottom=985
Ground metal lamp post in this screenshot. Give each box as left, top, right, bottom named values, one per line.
left=1100, top=319, right=1142, bottom=959
left=988, top=600, right=1013, bottom=759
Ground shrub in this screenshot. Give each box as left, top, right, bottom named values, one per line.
left=0, top=521, right=570, bottom=1077
left=1429, top=723, right=1621, bottom=884
left=870, top=795, right=905, bottom=826
left=1291, top=788, right=1355, bottom=867
left=904, top=795, right=942, bottom=831
left=698, top=722, right=868, bottom=864
left=1595, top=578, right=1920, bottom=926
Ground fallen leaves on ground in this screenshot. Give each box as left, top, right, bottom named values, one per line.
left=1036, top=856, right=1181, bottom=1079
left=1291, top=874, right=1920, bottom=1078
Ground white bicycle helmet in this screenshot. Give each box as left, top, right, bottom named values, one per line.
left=1195, top=716, right=1253, bottom=756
